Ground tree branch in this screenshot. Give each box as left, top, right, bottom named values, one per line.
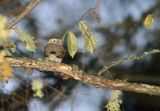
left=98, top=49, right=160, bottom=75
left=0, top=56, right=160, bottom=96
left=6, top=0, right=42, bottom=29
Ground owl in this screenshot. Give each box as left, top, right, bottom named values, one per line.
left=44, top=38, right=66, bottom=63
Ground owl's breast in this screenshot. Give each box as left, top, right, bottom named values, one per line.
left=44, top=43, right=66, bottom=58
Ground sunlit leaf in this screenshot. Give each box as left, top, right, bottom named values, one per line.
left=67, top=31, right=78, bottom=58
left=144, top=14, right=154, bottom=28
left=0, top=60, right=14, bottom=82
left=34, top=90, right=44, bottom=98
left=0, top=14, right=8, bottom=29
left=0, top=14, right=11, bottom=40
left=15, top=28, right=36, bottom=52
left=79, top=21, right=98, bottom=53
left=79, top=21, right=88, bottom=36
left=83, top=34, right=98, bottom=53
left=0, top=50, right=11, bottom=57
left=32, top=79, right=44, bottom=98
left=32, top=79, right=43, bottom=91
left=105, top=90, right=122, bottom=111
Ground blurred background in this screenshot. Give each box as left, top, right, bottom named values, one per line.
left=0, top=0, right=160, bottom=111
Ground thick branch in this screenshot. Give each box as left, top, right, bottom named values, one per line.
left=0, top=57, right=160, bottom=96
left=6, top=0, right=42, bottom=29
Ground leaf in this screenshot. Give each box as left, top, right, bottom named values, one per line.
left=79, top=21, right=89, bottom=36
left=32, top=79, right=43, bottom=91
left=32, top=79, right=44, bottom=98
left=0, top=50, right=12, bottom=57
left=67, top=31, right=78, bottom=58
left=0, top=14, right=11, bottom=40
left=0, top=60, right=14, bottom=82
left=15, top=28, right=36, bottom=52
left=105, top=90, right=122, bottom=111
left=83, top=34, right=98, bottom=53
left=79, top=21, right=98, bottom=53
left=0, top=14, right=8, bottom=29
left=144, top=14, right=154, bottom=28
left=34, top=90, right=44, bottom=98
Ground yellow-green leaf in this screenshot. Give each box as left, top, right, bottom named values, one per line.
left=15, top=28, right=36, bottom=52
left=144, top=14, right=154, bottom=28
left=32, top=79, right=43, bottom=91
left=83, top=34, right=98, bottom=53
left=32, top=79, right=44, bottom=98
left=79, top=21, right=89, bottom=36
left=0, top=14, right=11, bottom=40
left=105, top=90, right=122, bottom=111
left=0, top=50, right=11, bottom=57
left=34, top=90, right=44, bottom=98
left=79, top=21, right=98, bottom=53
left=67, top=31, right=78, bottom=58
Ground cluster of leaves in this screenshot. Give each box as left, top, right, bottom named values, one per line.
left=67, top=21, right=98, bottom=58
left=105, top=90, right=122, bottom=111
left=31, top=79, right=44, bottom=98
left=0, top=14, right=36, bottom=82
left=0, top=15, right=14, bottom=82
left=0, top=14, right=36, bottom=54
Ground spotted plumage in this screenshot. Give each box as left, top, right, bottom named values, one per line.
left=44, top=38, right=66, bottom=63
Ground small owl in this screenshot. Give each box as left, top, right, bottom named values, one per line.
left=44, top=38, right=66, bottom=63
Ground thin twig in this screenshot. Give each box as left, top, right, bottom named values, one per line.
left=78, top=0, right=101, bottom=23
left=0, top=55, right=160, bottom=96
left=6, top=0, right=42, bottom=29
left=97, top=49, right=160, bottom=75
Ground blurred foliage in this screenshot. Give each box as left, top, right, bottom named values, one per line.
left=106, top=90, right=122, bottom=111
left=31, top=79, right=44, bottom=98
left=15, top=28, right=37, bottom=52
left=0, top=14, right=11, bottom=40
left=0, top=60, right=13, bottom=82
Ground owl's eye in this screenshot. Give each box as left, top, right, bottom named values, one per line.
left=58, top=40, right=62, bottom=44
left=48, top=39, right=56, bottom=44
left=53, top=39, right=56, bottom=43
